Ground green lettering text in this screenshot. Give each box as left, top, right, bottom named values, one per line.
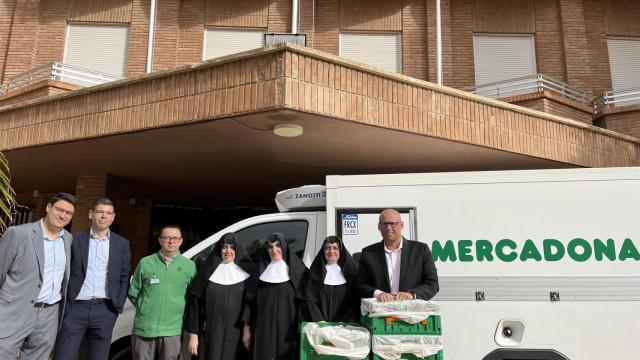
left=496, top=239, right=517, bottom=262
left=619, top=238, right=640, bottom=261
left=520, top=239, right=542, bottom=261
left=475, top=240, right=494, bottom=262
left=568, top=238, right=592, bottom=262
left=431, top=240, right=457, bottom=262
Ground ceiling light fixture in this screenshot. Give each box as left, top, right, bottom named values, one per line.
left=273, top=123, right=303, bottom=137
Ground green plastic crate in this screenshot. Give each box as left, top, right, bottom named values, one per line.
left=361, top=314, right=442, bottom=335
left=300, top=322, right=371, bottom=360
left=371, top=350, right=443, bottom=360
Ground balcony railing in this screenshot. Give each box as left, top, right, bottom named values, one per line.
left=593, top=87, right=640, bottom=112
left=265, top=33, right=307, bottom=46
left=1, top=62, right=122, bottom=94
left=468, top=74, right=589, bottom=104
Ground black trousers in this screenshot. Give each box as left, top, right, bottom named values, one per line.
left=53, top=301, right=118, bottom=360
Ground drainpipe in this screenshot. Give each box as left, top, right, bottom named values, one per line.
left=436, top=0, right=443, bottom=85
left=146, top=0, right=158, bottom=74
left=292, top=0, right=299, bottom=33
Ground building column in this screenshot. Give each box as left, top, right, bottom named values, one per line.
left=115, top=197, right=152, bottom=266
left=559, top=0, right=593, bottom=96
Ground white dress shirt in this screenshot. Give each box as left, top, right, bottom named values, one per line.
left=374, top=238, right=403, bottom=298
left=76, top=229, right=111, bottom=300
left=36, top=220, right=66, bottom=304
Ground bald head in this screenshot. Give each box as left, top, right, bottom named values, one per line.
left=378, top=208, right=404, bottom=246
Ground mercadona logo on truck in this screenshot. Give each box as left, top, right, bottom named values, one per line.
left=431, top=237, right=639, bottom=262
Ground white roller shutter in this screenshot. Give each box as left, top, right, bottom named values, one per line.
left=204, top=28, right=265, bottom=60
left=607, top=37, right=640, bottom=92
left=473, top=34, right=536, bottom=86
left=64, top=24, right=129, bottom=78
left=340, top=32, right=402, bottom=73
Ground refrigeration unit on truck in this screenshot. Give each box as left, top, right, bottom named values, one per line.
left=109, top=167, right=640, bottom=360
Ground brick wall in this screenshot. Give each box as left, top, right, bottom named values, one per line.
left=341, top=0, right=402, bottom=31
left=449, top=0, right=474, bottom=89
left=206, top=0, right=268, bottom=28
left=596, top=106, right=640, bottom=139
left=0, top=0, right=18, bottom=85
left=0, top=80, right=80, bottom=107
left=268, top=0, right=292, bottom=33
left=605, top=0, right=640, bottom=37
left=3, top=0, right=39, bottom=85
left=153, top=0, right=180, bottom=71
left=127, top=0, right=150, bottom=77
left=1, top=0, right=639, bottom=132
left=68, top=0, right=132, bottom=22
left=473, top=0, right=535, bottom=33
left=311, top=0, right=340, bottom=55
left=585, top=0, right=612, bottom=97
left=34, top=0, right=67, bottom=68
left=115, top=198, right=152, bottom=266
left=72, top=174, right=116, bottom=233
left=177, top=0, right=205, bottom=67
left=402, top=0, right=427, bottom=80
left=560, top=0, right=594, bottom=96
left=534, top=0, right=566, bottom=82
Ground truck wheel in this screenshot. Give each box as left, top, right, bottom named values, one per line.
left=109, top=338, right=132, bottom=360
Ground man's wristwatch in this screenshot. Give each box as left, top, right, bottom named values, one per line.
left=408, top=290, right=416, bottom=299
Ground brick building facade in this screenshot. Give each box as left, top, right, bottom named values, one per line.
left=1, top=0, right=639, bottom=261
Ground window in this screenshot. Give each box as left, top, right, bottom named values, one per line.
left=204, top=28, right=265, bottom=60
left=191, top=220, right=308, bottom=265
left=473, top=34, right=536, bottom=87
left=64, top=24, right=129, bottom=79
left=607, top=37, right=640, bottom=93
left=340, top=32, right=402, bottom=73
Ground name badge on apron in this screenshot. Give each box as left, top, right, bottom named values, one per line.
left=150, top=273, right=160, bottom=285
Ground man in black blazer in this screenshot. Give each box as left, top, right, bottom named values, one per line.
left=53, top=198, right=131, bottom=360
left=357, top=209, right=438, bottom=301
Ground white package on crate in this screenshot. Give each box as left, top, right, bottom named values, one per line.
left=372, top=335, right=443, bottom=360
left=361, top=298, right=440, bottom=324
left=303, top=323, right=371, bottom=359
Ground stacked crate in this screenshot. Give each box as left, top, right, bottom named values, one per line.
left=360, top=300, right=443, bottom=360
left=300, top=322, right=371, bottom=360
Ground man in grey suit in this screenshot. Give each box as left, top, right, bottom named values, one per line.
left=0, top=193, right=76, bottom=359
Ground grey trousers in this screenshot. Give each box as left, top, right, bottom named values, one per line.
left=0, top=303, right=59, bottom=360
left=132, top=334, right=182, bottom=360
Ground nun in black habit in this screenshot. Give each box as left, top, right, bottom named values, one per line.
left=301, top=236, right=360, bottom=323
left=246, top=233, right=308, bottom=360
left=186, top=233, right=256, bottom=360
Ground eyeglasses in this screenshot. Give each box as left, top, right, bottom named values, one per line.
left=52, top=205, right=75, bottom=217
left=379, top=221, right=402, bottom=228
left=160, top=236, right=182, bottom=242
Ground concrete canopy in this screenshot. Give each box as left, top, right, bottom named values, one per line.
left=1, top=44, right=638, bottom=205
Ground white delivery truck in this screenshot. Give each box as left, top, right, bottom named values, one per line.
left=109, top=167, right=640, bottom=360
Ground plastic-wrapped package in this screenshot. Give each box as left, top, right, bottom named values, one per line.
left=302, top=322, right=371, bottom=359
left=361, top=298, right=440, bottom=324
left=371, top=335, right=443, bottom=360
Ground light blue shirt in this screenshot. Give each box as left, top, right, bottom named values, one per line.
left=76, top=229, right=111, bottom=300
left=36, top=220, right=66, bottom=304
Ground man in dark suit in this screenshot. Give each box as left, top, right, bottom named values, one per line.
left=0, top=193, right=75, bottom=359
left=357, top=209, right=439, bottom=301
left=53, top=198, right=131, bottom=360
